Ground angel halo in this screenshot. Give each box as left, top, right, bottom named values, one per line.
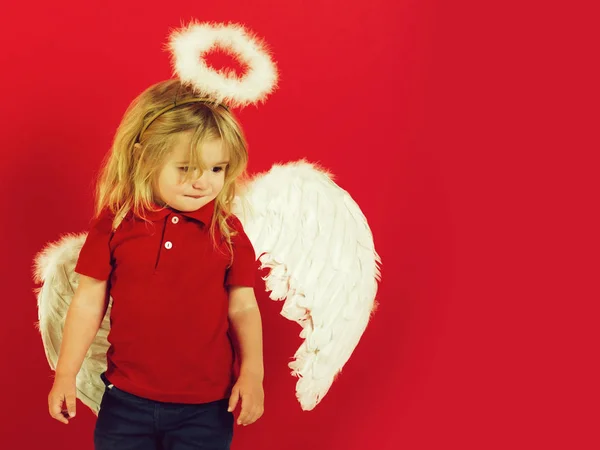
left=167, top=21, right=278, bottom=107
left=139, top=21, right=279, bottom=141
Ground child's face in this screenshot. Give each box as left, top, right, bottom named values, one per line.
left=155, top=131, right=229, bottom=212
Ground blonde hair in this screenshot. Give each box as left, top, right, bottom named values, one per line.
left=94, top=79, right=249, bottom=255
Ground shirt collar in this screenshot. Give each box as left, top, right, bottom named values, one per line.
left=141, top=199, right=216, bottom=225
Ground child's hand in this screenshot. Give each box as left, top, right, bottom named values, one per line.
left=227, top=374, right=264, bottom=426
left=48, top=374, right=77, bottom=424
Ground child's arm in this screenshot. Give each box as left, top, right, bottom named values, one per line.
left=227, top=286, right=264, bottom=426
left=48, top=275, right=108, bottom=424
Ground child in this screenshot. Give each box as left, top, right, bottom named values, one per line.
left=47, top=79, right=264, bottom=450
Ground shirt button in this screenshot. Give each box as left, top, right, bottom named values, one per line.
left=171, top=216, right=179, bottom=224
left=165, top=241, right=173, bottom=249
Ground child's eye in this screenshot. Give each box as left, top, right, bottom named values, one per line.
left=178, top=167, right=190, bottom=172
left=212, top=166, right=225, bottom=173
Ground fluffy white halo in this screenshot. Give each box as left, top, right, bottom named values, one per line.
left=168, top=22, right=279, bottom=108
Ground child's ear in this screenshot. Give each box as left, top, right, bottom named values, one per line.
left=133, top=143, right=142, bottom=152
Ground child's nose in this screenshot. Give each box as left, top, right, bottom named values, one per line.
left=192, top=171, right=209, bottom=189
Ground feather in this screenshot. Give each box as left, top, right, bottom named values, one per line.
left=33, top=233, right=110, bottom=415
left=233, top=160, right=382, bottom=410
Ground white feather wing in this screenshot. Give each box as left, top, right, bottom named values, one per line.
left=33, top=233, right=110, bottom=415
left=233, top=161, right=381, bottom=410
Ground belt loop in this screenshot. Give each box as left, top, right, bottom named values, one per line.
left=100, top=372, right=114, bottom=389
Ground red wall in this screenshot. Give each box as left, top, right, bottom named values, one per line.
left=1, top=1, right=597, bottom=449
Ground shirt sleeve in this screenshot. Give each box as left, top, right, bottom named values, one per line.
left=224, top=215, right=258, bottom=288
left=74, top=209, right=115, bottom=281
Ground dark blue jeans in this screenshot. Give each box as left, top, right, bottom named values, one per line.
left=94, top=373, right=234, bottom=450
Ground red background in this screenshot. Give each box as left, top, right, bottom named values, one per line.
left=1, top=1, right=598, bottom=449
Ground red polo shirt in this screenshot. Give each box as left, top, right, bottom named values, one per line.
left=74, top=199, right=257, bottom=404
